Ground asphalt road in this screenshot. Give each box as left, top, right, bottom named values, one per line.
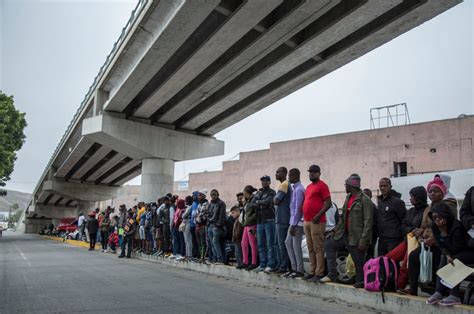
left=0, top=233, right=382, bottom=314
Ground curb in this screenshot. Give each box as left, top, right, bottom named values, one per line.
left=135, top=253, right=474, bottom=314
left=41, top=235, right=98, bottom=250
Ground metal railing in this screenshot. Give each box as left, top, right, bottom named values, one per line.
left=29, top=0, right=149, bottom=205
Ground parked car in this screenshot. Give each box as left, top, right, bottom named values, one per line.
left=56, top=218, right=78, bottom=237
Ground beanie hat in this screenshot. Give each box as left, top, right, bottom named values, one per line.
left=198, top=189, right=208, bottom=196
left=345, top=173, right=361, bottom=188
left=427, top=175, right=447, bottom=196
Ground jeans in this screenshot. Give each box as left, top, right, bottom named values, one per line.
left=326, top=234, right=367, bottom=283
left=386, top=240, right=409, bottom=289
left=172, top=227, right=183, bottom=256
left=234, top=241, right=243, bottom=266
left=242, top=225, right=257, bottom=265
left=275, top=223, right=290, bottom=271
left=377, top=237, right=403, bottom=256
left=120, top=235, right=133, bottom=257
left=184, top=223, right=194, bottom=258
left=96, top=231, right=101, bottom=243
left=190, top=226, right=198, bottom=257
left=208, top=225, right=224, bottom=262
left=162, top=224, right=171, bottom=253
left=285, top=225, right=304, bottom=273
left=257, top=220, right=276, bottom=268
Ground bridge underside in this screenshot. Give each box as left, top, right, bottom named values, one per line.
left=25, top=0, right=460, bottom=230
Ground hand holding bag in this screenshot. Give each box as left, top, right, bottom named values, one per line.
left=419, top=243, right=433, bottom=283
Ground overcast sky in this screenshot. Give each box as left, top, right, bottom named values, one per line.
left=1, top=0, right=472, bottom=194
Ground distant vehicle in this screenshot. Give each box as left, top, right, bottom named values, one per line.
left=56, top=218, right=78, bottom=237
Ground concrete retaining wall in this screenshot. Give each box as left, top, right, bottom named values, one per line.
left=136, top=253, right=474, bottom=314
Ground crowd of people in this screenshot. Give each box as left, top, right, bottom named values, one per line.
left=77, top=166, right=474, bottom=307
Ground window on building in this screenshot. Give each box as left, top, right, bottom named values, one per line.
left=394, top=162, right=407, bottom=177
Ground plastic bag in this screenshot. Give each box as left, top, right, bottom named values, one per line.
left=346, top=254, right=356, bottom=278
left=407, top=232, right=419, bottom=267
left=419, top=243, right=432, bottom=283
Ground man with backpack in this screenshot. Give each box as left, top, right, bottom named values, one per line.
left=320, top=174, right=373, bottom=288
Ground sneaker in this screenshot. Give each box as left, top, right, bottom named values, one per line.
left=319, top=276, right=334, bottom=283
left=118, top=255, right=125, bottom=258
left=302, top=274, right=314, bottom=281
left=282, top=271, right=293, bottom=278
left=169, top=255, right=176, bottom=259
left=246, top=264, right=258, bottom=271
left=263, top=267, right=274, bottom=273
left=236, top=264, right=246, bottom=270
left=439, top=295, right=461, bottom=307
left=254, top=266, right=265, bottom=273
left=353, top=282, right=364, bottom=289
left=426, top=292, right=443, bottom=305
left=288, top=272, right=304, bottom=279
left=308, top=275, right=322, bottom=283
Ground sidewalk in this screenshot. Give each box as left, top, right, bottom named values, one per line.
left=41, top=236, right=473, bottom=313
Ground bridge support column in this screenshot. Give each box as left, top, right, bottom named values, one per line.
left=139, top=158, right=174, bottom=203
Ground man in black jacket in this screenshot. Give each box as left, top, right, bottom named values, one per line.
left=207, top=189, right=227, bottom=264
left=87, top=213, right=99, bottom=251
left=254, top=175, right=277, bottom=273
left=376, top=178, right=406, bottom=256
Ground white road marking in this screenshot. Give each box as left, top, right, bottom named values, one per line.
left=13, top=241, right=32, bottom=266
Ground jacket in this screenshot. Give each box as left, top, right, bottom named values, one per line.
left=253, top=187, right=276, bottom=224
left=232, top=217, right=244, bottom=242
left=401, top=186, right=429, bottom=236
left=460, top=186, right=474, bottom=230
left=243, top=195, right=258, bottom=227
left=429, top=202, right=468, bottom=257
left=208, top=198, right=227, bottom=227
left=333, top=191, right=373, bottom=247
left=195, top=200, right=209, bottom=226
left=100, top=216, right=110, bottom=232
left=158, top=205, right=171, bottom=225
left=275, top=180, right=292, bottom=225
left=87, top=218, right=99, bottom=234
left=124, top=216, right=137, bottom=237
left=375, top=190, right=406, bottom=240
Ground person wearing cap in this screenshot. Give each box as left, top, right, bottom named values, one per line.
left=321, top=174, right=373, bottom=288
left=302, top=165, right=332, bottom=282
left=195, top=190, right=209, bottom=262
left=274, top=167, right=292, bottom=274
left=253, top=175, right=276, bottom=273
left=86, top=212, right=99, bottom=251
left=375, top=177, right=406, bottom=256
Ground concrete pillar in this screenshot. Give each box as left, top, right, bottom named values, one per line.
left=139, top=158, right=174, bottom=203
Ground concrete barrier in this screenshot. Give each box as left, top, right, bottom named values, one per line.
left=135, top=253, right=474, bottom=314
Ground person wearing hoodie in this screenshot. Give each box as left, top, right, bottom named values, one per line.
left=87, top=213, right=99, bottom=251
left=375, top=178, right=406, bottom=256
left=386, top=186, right=430, bottom=291
left=190, top=191, right=199, bottom=258
left=241, top=185, right=259, bottom=270
left=426, top=202, right=473, bottom=306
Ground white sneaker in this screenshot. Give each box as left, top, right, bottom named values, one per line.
left=264, top=267, right=273, bottom=273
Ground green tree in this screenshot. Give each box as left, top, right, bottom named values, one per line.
left=0, top=92, right=27, bottom=189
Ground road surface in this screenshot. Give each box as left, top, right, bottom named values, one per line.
left=0, top=233, right=382, bottom=313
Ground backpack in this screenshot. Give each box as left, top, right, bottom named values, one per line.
left=364, top=256, right=398, bottom=303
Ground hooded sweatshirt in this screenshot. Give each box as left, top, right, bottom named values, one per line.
left=429, top=202, right=468, bottom=257
left=401, top=186, right=429, bottom=236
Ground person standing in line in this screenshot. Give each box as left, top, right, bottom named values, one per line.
left=375, top=178, right=406, bottom=256
left=195, top=190, right=209, bottom=262
left=119, top=209, right=137, bottom=259
left=78, top=212, right=85, bottom=241
left=302, top=165, right=332, bottom=282
left=87, top=213, right=99, bottom=251
left=284, top=168, right=305, bottom=278
left=274, top=167, right=292, bottom=274
left=230, top=205, right=244, bottom=269
left=100, top=213, right=110, bottom=252
left=182, top=196, right=194, bottom=261
left=321, top=174, right=373, bottom=288
left=241, top=185, right=259, bottom=270
left=207, top=189, right=227, bottom=264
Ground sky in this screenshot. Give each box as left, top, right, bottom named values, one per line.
left=1, top=0, right=472, bottom=193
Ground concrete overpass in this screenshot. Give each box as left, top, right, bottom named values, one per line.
left=23, top=0, right=461, bottom=231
